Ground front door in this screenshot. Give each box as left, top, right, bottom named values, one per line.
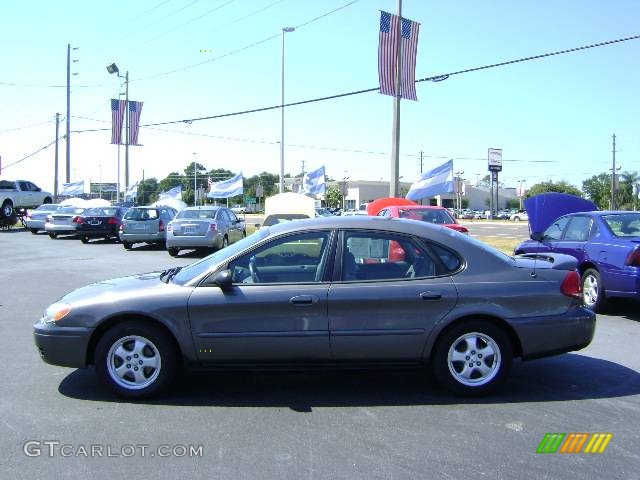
left=188, top=230, right=334, bottom=362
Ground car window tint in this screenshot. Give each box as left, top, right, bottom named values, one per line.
left=564, top=216, right=592, bottom=241
left=228, top=232, right=330, bottom=284
left=342, top=231, right=436, bottom=281
left=429, top=244, right=462, bottom=272
left=543, top=216, right=571, bottom=240
left=125, top=208, right=158, bottom=220
left=603, top=213, right=640, bottom=237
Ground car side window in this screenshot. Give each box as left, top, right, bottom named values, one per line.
left=429, top=244, right=462, bottom=272
left=377, top=209, right=390, bottom=217
left=563, top=216, right=592, bottom=242
left=543, top=216, right=571, bottom=240
left=228, top=231, right=331, bottom=284
left=341, top=231, right=436, bottom=281
left=228, top=210, right=239, bottom=223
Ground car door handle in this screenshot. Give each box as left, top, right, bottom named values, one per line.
left=289, top=295, right=317, bottom=306
left=420, top=292, right=443, bottom=301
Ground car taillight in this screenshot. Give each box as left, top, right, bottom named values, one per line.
left=210, top=223, right=217, bottom=232
left=108, top=217, right=119, bottom=225
left=625, top=248, right=640, bottom=267
left=561, top=271, right=582, bottom=299
left=119, top=223, right=125, bottom=231
left=73, top=216, right=84, bottom=224
left=159, top=219, right=165, bottom=232
left=167, top=224, right=173, bottom=232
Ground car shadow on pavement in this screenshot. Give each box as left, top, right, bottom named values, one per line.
left=58, top=353, right=640, bottom=410
left=602, top=299, right=640, bottom=322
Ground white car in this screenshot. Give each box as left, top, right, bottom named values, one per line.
left=230, top=205, right=246, bottom=215
left=510, top=211, right=528, bottom=222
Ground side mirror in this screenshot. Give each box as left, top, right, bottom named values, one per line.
left=212, top=269, right=233, bottom=289
left=254, top=223, right=261, bottom=229
left=530, top=232, right=544, bottom=242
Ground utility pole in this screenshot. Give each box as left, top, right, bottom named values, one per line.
left=389, top=0, right=402, bottom=198
left=611, top=134, right=617, bottom=210
left=419, top=150, right=424, bottom=174
left=54, top=113, right=60, bottom=201
left=193, top=153, right=197, bottom=206
left=65, top=44, right=71, bottom=183
left=125, top=71, right=130, bottom=190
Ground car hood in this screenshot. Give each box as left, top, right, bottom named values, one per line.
left=59, top=271, right=173, bottom=305
left=525, top=193, right=598, bottom=235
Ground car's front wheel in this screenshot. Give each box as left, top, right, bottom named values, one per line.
left=431, top=321, right=512, bottom=396
left=582, top=268, right=606, bottom=313
left=94, top=321, right=178, bottom=398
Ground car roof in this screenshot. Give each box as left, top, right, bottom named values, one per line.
left=182, top=206, right=221, bottom=211
left=390, top=205, right=447, bottom=211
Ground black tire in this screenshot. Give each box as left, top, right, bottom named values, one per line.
left=94, top=321, right=178, bottom=398
left=122, top=241, right=132, bottom=250
left=221, top=235, right=229, bottom=249
left=1, top=201, right=13, bottom=218
left=80, top=236, right=89, bottom=244
left=168, top=247, right=180, bottom=257
left=582, top=268, right=607, bottom=313
left=431, top=321, right=513, bottom=396
left=242, top=230, right=246, bottom=238
left=48, top=232, right=58, bottom=239
left=43, top=197, right=52, bottom=204
left=30, top=228, right=39, bottom=235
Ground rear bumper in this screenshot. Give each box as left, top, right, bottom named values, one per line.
left=45, top=223, right=78, bottom=233
left=120, top=231, right=166, bottom=243
left=77, top=226, right=119, bottom=237
left=33, top=322, right=93, bottom=368
left=166, top=233, right=223, bottom=249
left=510, top=306, right=596, bottom=360
left=25, top=219, right=46, bottom=230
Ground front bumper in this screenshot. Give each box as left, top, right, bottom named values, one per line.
left=33, top=322, right=93, bottom=368
left=510, top=306, right=596, bottom=360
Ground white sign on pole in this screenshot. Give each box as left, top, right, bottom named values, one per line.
left=488, top=148, right=502, bottom=172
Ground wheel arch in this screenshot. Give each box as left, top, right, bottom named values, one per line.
left=427, top=314, right=523, bottom=361
left=86, top=314, right=185, bottom=367
left=579, top=262, right=599, bottom=276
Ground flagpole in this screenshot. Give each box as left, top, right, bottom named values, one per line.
left=390, top=0, right=402, bottom=198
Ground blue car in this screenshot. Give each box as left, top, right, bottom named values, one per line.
left=514, top=193, right=640, bottom=312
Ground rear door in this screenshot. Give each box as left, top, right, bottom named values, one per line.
left=328, top=230, right=458, bottom=361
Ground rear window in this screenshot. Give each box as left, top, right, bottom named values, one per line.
left=34, top=204, right=60, bottom=212
left=58, top=207, right=85, bottom=214
left=84, top=207, right=119, bottom=216
left=263, top=214, right=309, bottom=226
left=124, top=208, right=158, bottom=220
left=176, top=209, right=218, bottom=220
left=399, top=208, right=455, bottom=224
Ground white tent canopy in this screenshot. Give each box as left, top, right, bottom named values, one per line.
left=264, top=192, right=315, bottom=218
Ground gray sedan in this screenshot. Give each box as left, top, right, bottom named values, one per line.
left=34, top=216, right=595, bottom=398
left=165, top=206, right=246, bottom=256
left=44, top=206, right=86, bottom=238
left=119, top=206, right=177, bottom=249
left=25, top=203, right=61, bottom=234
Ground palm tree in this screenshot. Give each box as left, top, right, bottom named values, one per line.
left=619, top=171, right=639, bottom=210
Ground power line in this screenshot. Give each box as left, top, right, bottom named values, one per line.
left=1, top=138, right=61, bottom=170
left=0, top=120, right=53, bottom=133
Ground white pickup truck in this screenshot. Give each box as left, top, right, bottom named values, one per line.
left=0, top=179, right=53, bottom=218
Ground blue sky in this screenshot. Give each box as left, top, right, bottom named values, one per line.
left=1, top=0, right=638, bottom=194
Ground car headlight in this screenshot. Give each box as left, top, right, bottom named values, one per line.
left=42, top=303, right=72, bottom=325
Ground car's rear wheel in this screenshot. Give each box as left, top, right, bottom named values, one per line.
left=1, top=201, right=13, bottom=218
left=221, top=236, right=229, bottom=249
left=122, top=241, right=132, bottom=250
left=80, top=236, right=89, bottom=244
left=582, top=268, right=606, bottom=313
left=48, top=232, right=58, bottom=239
left=94, top=321, right=178, bottom=398
left=30, top=228, right=39, bottom=234
left=432, top=321, right=512, bottom=396
left=168, top=247, right=180, bottom=257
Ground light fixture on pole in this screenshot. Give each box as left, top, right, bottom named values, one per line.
left=279, top=26, right=295, bottom=193
left=106, top=62, right=130, bottom=198
left=518, top=179, right=526, bottom=210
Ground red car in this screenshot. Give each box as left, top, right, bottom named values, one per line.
left=376, top=205, right=469, bottom=234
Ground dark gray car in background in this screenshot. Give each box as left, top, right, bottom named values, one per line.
left=34, top=216, right=595, bottom=398
left=119, top=206, right=177, bottom=249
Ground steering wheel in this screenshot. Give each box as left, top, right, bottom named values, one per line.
left=248, top=259, right=261, bottom=283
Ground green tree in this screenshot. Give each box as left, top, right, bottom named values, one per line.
left=506, top=198, right=520, bottom=209
left=325, top=185, right=342, bottom=208
left=525, top=180, right=582, bottom=198
left=137, top=178, right=158, bottom=205
left=582, top=173, right=611, bottom=210
left=618, top=171, right=639, bottom=210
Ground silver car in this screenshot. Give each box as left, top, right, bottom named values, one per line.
left=25, top=204, right=61, bottom=234
left=166, top=206, right=246, bottom=257
left=34, top=216, right=595, bottom=399
left=44, top=206, right=86, bottom=238
left=119, top=206, right=177, bottom=250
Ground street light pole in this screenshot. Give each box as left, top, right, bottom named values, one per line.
left=193, top=153, right=197, bottom=206
left=280, top=27, right=295, bottom=193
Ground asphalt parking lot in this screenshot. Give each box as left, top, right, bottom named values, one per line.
left=1, top=228, right=639, bottom=479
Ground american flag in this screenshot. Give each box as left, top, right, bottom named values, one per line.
left=110, top=99, right=126, bottom=144
left=378, top=11, right=420, bottom=101
left=128, top=100, right=144, bottom=145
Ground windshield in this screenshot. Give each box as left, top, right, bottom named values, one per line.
left=125, top=208, right=158, bottom=220
left=602, top=213, right=640, bottom=237
left=399, top=208, right=455, bottom=224
left=175, top=209, right=218, bottom=220
left=172, top=227, right=270, bottom=285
